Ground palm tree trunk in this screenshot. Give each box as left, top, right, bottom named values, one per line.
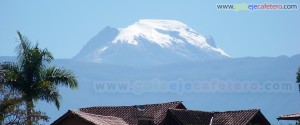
left=26, top=100, right=33, bottom=125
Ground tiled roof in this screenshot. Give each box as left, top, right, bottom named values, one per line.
left=79, top=101, right=186, bottom=125
left=52, top=101, right=270, bottom=125
left=51, top=110, right=128, bottom=125
left=277, top=112, right=300, bottom=120
left=168, top=109, right=214, bottom=125
left=168, top=109, right=269, bottom=125
left=212, top=109, right=260, bottom=125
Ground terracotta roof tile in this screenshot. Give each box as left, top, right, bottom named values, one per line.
left=168, top=109, right=214, bottom=125
left=79, top=101, right=185, bottom=125
left=212, top=109, right=260, bottom=125
left=51, top=110, right=128, bottom=125
left=168, top=109, right=266, bottom=125
left=52, top=101, right=270, bottom=125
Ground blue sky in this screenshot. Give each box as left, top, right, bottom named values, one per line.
left=0, top=0, right=299, bottom=59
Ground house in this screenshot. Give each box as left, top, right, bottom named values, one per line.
left=52, top=101, right=270, bottom=125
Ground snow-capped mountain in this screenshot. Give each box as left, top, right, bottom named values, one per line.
left=73, top=19, right=229, bottom=65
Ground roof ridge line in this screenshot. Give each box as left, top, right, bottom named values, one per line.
left=71, top=110, right=121, bottom=118
left=79, top=101, right=183, bottom=109
left=169, top=108, right=214, bottom=113
left=213, top=109, right=260, bottom=113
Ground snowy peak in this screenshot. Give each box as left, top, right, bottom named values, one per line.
left=112, top=19, right=189, bottom=46
left=74, top=19, right=230, bottom=65
left=112, top=19, right=229, bottom=57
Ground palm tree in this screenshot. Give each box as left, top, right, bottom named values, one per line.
left=0, top=31, right=78, bottom=125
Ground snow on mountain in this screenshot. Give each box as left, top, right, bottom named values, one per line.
left=73, top=19, right=230, bottom=65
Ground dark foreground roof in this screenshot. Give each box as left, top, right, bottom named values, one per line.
left=167, top=109, right=213, bottom=125
left=277, top=112, right=300, bottom=120
left=167, top=109, right=270, bottom=125
left=79, top=101, right=186, bottom=125
left=212, top=109, right=270, bottom=125
left=51, top=110, right=128, bottom=125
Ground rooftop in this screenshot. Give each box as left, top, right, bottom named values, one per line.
left=277, top=112, right=300, bottom=120
left=52, top=101, right=270, bottom=125
left=79, top=101, right=186, bottom=125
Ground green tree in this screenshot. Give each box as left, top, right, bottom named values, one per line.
left=0, top=31, right=78, bottom=125
left=0, top=84, right=22, bottom=123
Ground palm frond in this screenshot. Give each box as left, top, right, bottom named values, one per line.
left=16, top=32, right=54, bottom=83
left=53, top=92, right=61, bottom=110
left=41, top=48, right=53, bottom=63
left=16, top=31, right=31, bottom=66
left=35, top=80, right=62, bottom=110
left=0, top=62, right=24, bottom=90
left=42, top=67, right=78, bottom=89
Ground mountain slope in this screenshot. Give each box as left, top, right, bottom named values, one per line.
left=73, top=19, right=229, bottom=65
